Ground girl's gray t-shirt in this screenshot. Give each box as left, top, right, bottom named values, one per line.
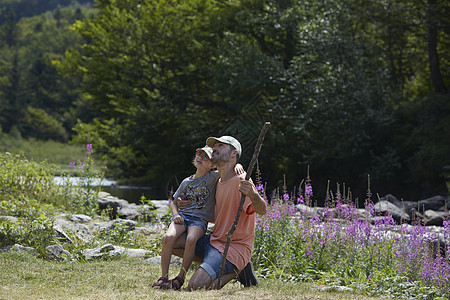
left=173, top=170, right=220, bottom=223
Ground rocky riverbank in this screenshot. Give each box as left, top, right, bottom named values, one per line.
left=1, top=191, right=448, bottom=260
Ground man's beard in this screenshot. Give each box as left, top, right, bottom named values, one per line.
left=211, top=151, right=230, bottom=165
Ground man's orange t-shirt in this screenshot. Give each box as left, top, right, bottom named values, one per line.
left=210, top=173, right=255, bottom=271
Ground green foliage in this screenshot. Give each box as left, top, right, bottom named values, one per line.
left=0, top=0, right=448, bottom=201
left=0, top=152, right=65, bottom=213
left=97, top=222, right=133, bottom=246
left=0, top=4, right=96, bottom=140
left=138, top=195, right=157, bottom=223
left=0, top=214, right=58, bottom=257
left=22, top=107, right=68, bottom=141
left=0, top=1, right=94, bottom=26
left=384, top=93, right=450, bottom=196
left=65, top=0, right=232, bottom=186
left=60, top=0, right=449, bottom=201
left=0, top=143, right=106, bottom=255
left=0, top=133, right=85, bottom=171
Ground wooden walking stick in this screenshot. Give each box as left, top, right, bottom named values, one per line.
left=217, top=122, right=271, bottom=287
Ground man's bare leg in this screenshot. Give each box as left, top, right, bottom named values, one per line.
left=210, top=271, right=238, bottom=289
left=187, top=267, right=212, bottom=290
left=187, top=267, right=238, bottom=290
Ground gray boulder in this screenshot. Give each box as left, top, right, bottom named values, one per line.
left=378, top=194, right=418, bottom=216
left=424, top=210, right=448, bottom=226
left=118, top=203, right=140, bottom=220
left=53, top=223, right=73, bottom=243
left=97, top=192, right=130, bottom=219
left=54, top=215, right=94, bottom=243
left=418, top=195, right=448, bottom=212
left=46, top=244, right=72, bottom=260
left=0, top=244, right=36, bottom=255
left=70, top=214, right=92, bottom=223
left=83, top=244, right=151, bottom=260
left=372, top=201, right=410, bottom=223
left=145, top=255, right=182, bottom=265
left=92, top=219, right=137, bottom=232
left=0, top=216, right=19, bottom=223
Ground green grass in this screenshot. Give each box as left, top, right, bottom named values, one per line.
left=0, top=252, right=386, bottom=300
left=0, top=134, right=83, bottom=163
left=0, top=134, right=101, bottom=175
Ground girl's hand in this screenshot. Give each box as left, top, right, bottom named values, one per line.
left=173, top=214, right=184, bottom=224
left=234, top=163, right=245, bottom=175
left=175, top=193, right=191, bottom=209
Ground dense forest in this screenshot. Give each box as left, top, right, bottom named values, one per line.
left=0, top=0, right=449, bottom=201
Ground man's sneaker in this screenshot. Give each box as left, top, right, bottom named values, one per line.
left=238, top=261, right=258, bottom=287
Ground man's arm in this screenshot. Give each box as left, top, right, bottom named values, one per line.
left=238, top=179, right=267, bottom=215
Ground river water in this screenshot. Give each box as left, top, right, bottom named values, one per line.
left=53, top=176, right=158, bottom=204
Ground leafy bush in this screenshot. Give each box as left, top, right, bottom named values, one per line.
left=0, top=146, right=105, bottom=255
left=0, top=214, right=57, bottom=256
left=0, top=152, right=66, bottom=216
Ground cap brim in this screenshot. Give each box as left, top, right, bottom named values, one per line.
left=196, top=146, right=213, bottom=159
left=206, top=137, right=219, bottom=148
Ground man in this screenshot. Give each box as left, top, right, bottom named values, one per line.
left=173, top=135, right=267, bottom=290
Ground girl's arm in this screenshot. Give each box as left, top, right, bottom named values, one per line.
left=171, top=195, right=184, bottom=224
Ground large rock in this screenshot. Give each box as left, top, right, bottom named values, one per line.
left=417, top=195, right=448, bottom=212
left=91, top=219, right=137, bottom=232
left=152, top=200, right=170, bottom=219
left=97, top=191, right=166, bottom=221
left=82, top=244, right=151, bottom=260
left=46, top=244, right=72, bottom=260
left=70, top=214, right=92, bottom=223
left=424, top=210, right=448, bottom=226
left=372, top=201, right=410, bottom=223
left=53, top=223, right=73, bottom=243
left=118, top=203, right=140, bottom=220
left=0, top=244, right=36, bottom=255
left=378, top=194, right=418, bottom=216
left=97, top=192, right=130, bottom=219
left=54, top=214, right=94, bottom=243
left=145, top=255, right=182, bottom=265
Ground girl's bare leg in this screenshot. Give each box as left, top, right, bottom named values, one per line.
left=177, top=226, right=204, bottom=280
left=160, top=222, right=186, bottom=278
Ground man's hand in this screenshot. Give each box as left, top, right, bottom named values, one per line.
left=238, top=179, right=257, bottom=197
left=238, top=179, right=267, bottom=215
left=173, top=214, right=184, bottom=224
left=175, top=193, right=191, bottom=209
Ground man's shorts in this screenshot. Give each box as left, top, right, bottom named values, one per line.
left=178, top=212, right=208, bottom=233
left=195, top=234, right=238, bottom=281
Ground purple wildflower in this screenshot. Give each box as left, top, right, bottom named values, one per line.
left=305, top=184, right=313, bottom=198
left=86, top=144, right=93, bottom=154
left=256, top=183, right=265, bottom=196
left=365, top=202, right=375, bottom=217
left=69, top=161, right=76, bottom=168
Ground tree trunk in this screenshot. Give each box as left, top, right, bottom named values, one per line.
left=427, top=0, right=447, bottom=94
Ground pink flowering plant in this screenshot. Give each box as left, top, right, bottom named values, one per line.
left=68, top=143, right=107, bottom=216
left=252, top=170, right=450, bottom=298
